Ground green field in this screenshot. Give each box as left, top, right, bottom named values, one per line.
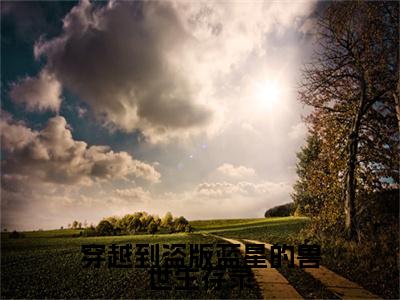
left=4, top=216, right=394, bottom=299
left=1, top=233, right=258, bottom=298
left=201, top=217, right=309, bottom=244
left=193, top=217, right=308, bottom=242
left=1, top=217, right=307, bottom=299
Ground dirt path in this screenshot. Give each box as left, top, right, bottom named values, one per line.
left=242, top=238, right=380, bottom=299
left=208, top=235, right=303, bottom=299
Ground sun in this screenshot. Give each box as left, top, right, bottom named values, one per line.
left=254, top=80, right=282, bottom=109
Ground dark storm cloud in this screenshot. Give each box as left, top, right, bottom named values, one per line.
left=32, top=0, right=212, bottom=142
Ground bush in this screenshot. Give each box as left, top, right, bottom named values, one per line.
left=295, top=189, right=399, bottom=299
left=96, top=220, right=114, bottom=236
left=265, top=202, right=294, bottom=218
left=185, top=224, right=193, bottom=233
left=9, top=230, right=25, bottom=239
left=147, top=222, right=158, bottom=234
left=173, top=216, right=189, bottom=232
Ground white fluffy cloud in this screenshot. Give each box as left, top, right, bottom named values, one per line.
left=0, top=112, right=36, bottom=152
left=1, top=113, right=161, bottom=230
left=1, top=114, right=160, bottom=186
left=114, top=187, right=150, bottom=200
left=195, top=181, right=288, bottom=199
left=216, top=163, right=256, bottom=180
left=9, top=69, right=62, bottom=112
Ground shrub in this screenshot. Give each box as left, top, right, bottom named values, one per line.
left=147, top=222, right=158, bottom=234
left=264, top=202, right=294, bottom=218
left=185, top=224, right=193, bottom=233
left=9, top=230, right=25, bottom=239
left=96, top=220, right=114, bottom=236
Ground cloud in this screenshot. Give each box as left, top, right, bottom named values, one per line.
left=0, top=173, right=153, bottom=231
left=1, top=177, right=291, bottom=230
left=0, top=112, right=36, bottom=152
left=1, top=113, right=160, bottom=186
left=241, top=122, right=260, bottom=135
left=216, top=163, right=256, bottom=179
left=194, top=181, right=289, bottom=199
left=195, top=182, right=238, bottom=198
left=33, top=0, right=213, bottom=142
left=9, top=69, right=62, bottom=112
left=29, top=0, right=315, bottom=143
left=114, top=187, right=150, bottom=200
left=150, top=180, right=293, bottom=220
left=1, top=1, right=317, bottom=230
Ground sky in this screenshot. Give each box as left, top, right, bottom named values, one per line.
left=1, top=0, right=318, bottom=231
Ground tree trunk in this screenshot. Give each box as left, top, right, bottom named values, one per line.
left=345, top=132, right=357, bottom=240
left=344, top=78, right=366, bottom=240
left=394, top=80, right=400, bottom=132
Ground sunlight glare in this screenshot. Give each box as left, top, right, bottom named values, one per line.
left=254, top=80, right=282, bottom=110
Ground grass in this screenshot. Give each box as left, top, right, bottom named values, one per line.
left=1, top=231, right=261, bottom=299
left=202, top=217, right=309, bottom=245
left=2, top=229, right=82, bottom=238
left=191, top=216, right=306, bottom=231
left=1, top=217, right=307, bottom=299
left=2, top=216, right=396, bottom=299
left=191, top=218, right=265, bottom=228
left=198, top=216, right=398, bottom=299
left=317, top=235, right=399, bottom=299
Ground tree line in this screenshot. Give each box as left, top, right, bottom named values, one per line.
left=291, top=4, right=398, bottom=296
left=81, top=211, right=191, bottom=236
left=292, top=1, right=399, bottom=242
